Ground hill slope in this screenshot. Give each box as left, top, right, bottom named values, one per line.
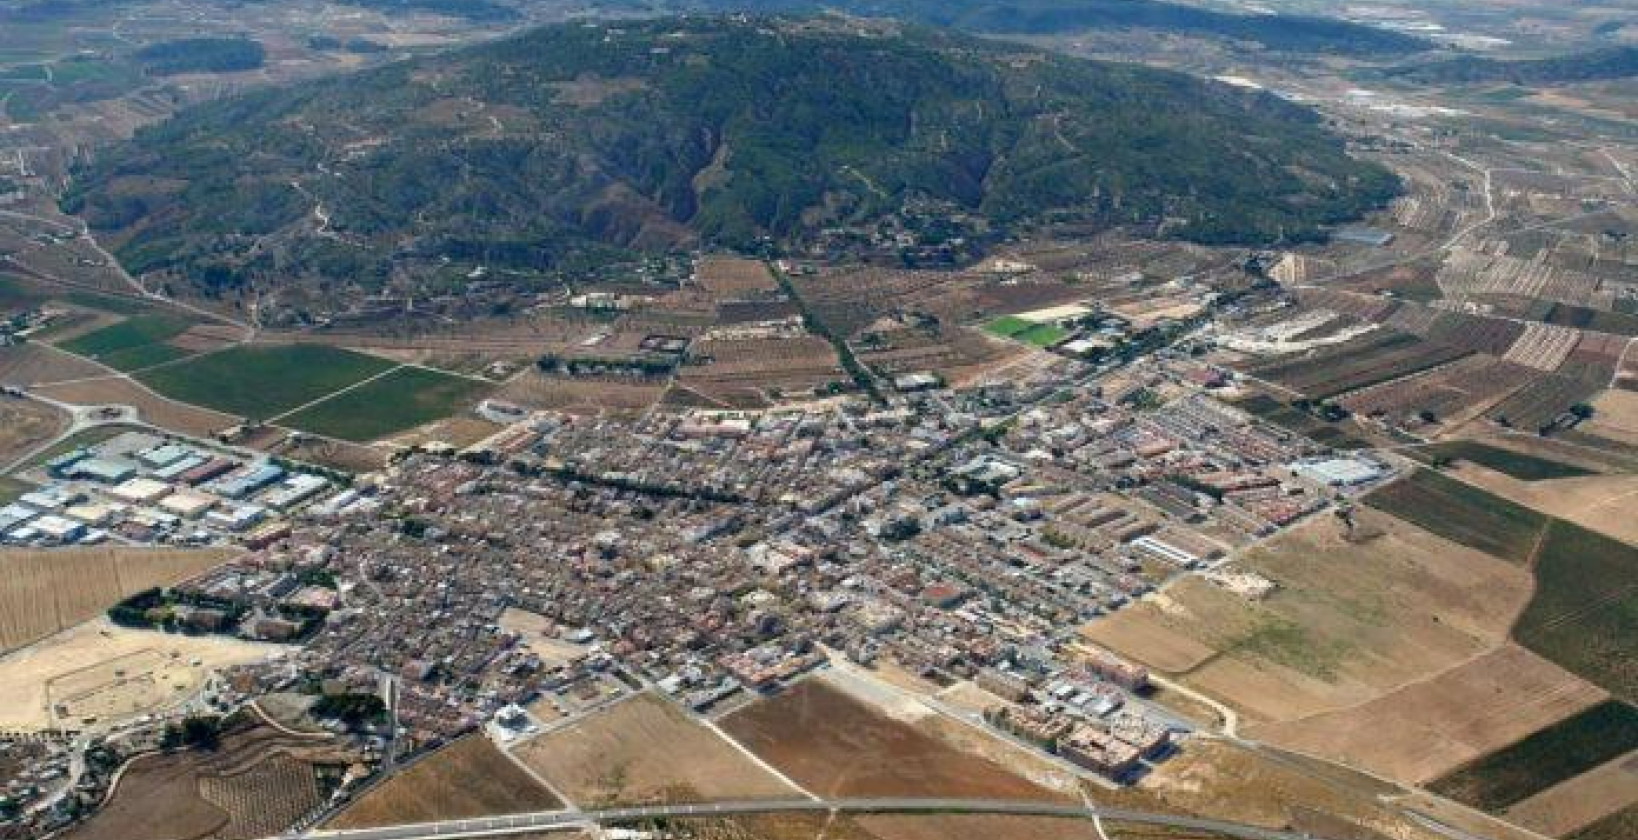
left=65, top=17, right=1397, bottom=302
left=1385, top=45, right=1638, bottom=85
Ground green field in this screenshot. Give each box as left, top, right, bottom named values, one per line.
left=1015, top=323, right=1069, bottom=348
left=1428, top=701, right=1638, bottom=811
left=1363, top=469, right=1549, bottom=563
left=281, top=366, right=490, bottom=442
left=1513, top=520, right=1638, bottom=701
left=984, top=315, right=1033, bottom=338
left=1408, top=441, right=1595, bottom=481
left=56, top=314, right=194, bottom=370
left=136, top=344, right=395, bottom=421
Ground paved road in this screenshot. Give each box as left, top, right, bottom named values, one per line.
left=277, top=797, right=1340, bottom=840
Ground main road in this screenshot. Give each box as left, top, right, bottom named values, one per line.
left=274, top=797, right=1336, bottom=840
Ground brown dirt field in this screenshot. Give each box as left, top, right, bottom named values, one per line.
left=720, top=678, right=1062, bottom=802
left=0, top=620, right=273, bottom=731
left=1251, top=643, right=1607, bottom=785
left=858, top=814, right=1101, bottom=840
left=493, top=370, right=665, bottom=416
left=66, top=723, right=342, bottom=840
left=1129, top=740, right=1441, bottom=840
left=270, top=433, right=389, bottom=474
left=0, top=396, right=69, bottom=464
left=1583, top=389, right=1638, bottom=446
left=695, top=256, right=779, bottom=296
left=1446, top=463, right=1638, bottom=547
left=1503, top=749, right=1638, bottom=836
left=168, top=325, right=241, bottom=354
left=387, top=414, right=503, bottom=449
left=1082, top=511, right=1533, bottom=726
left=33, top=376, right=238, bottom=436
left=328, top=734, right=561, bottom=829
left=0, top=342, right=110, bottom=385
left=0, top=546, right=240, bottom=652
left=513, top=692, right=795, bottom=807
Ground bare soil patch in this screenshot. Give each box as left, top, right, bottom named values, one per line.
left=1252, top=644, right=1606, bottom=785
left=512, top=692, right=794, bottom=806
left=328, top=734, right=561, bottom=828
left=34, top=376, right=237, bottom=436
left=0, top=396, right=69, bottom=464
left=0, top=342, right=109, bottom=385
left=720, top=678, right=1061, bottom=801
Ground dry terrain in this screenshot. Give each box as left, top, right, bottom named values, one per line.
left=0, top=396, right=69, bottom=465
left=328, top=734, right=561, bottom=828
left=0, top=620, right=275, bottom=731
left=511, top=692, right=796, bottom=806
left=1503, top=750, right=1638, bottom=837
left=0, top=342, right=111, bottom=386
left=0, top=545, right=239, bottom=651
left=494, top=370, right=666, bottom=416
left=1083, top=512, right=1532, bottom=724
left=33, top=376, right=238, bottom=436
left=1251, top=644, right=1606, bottom=785
left=1446, top=462, right=1638, bottom=547
left=720, top=677, right=1062, bottom=802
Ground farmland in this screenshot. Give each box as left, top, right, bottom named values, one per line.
left=55, top=313, right=196, bottom=371
left=1362, top=469, right=1549, bottom=564
left=1245, top=331, right=1471, bottom=400
left=721, top=677, right=1064, bottom=801
left=0, top=342, right=109, bottom=386
left=134, top=344, right=394, bottom=420
left=1427, top=701, right=1638, bottom=811
left=1505, top=749, right=1638, bottom=837
left=1407, top=440, right=1594, bottom=480
left=66, top=722, right=347, bottom=840
left=0, top=545, right=240, bottom=651
left=511, top=693, right=796, bottom=806
left=1512, top=520, right=1638, bottom=700
left=1253, top=644, right=1605, bottom=785
left=1085, top=510, right=1534, bottom=725
left=1570, top=804, right=1638, bottom=840
left=1232, top=394, right=1372, bottom=450
left=279, top=365, right=491, bottom=442
left=328, top=734, right=560, bottom=828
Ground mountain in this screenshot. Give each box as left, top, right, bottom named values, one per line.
left=695, top=0, right=1432, bottom=56
left=1385, top=46, right=1638, bottom=85
left=64, top=17, right=1398, bottom=301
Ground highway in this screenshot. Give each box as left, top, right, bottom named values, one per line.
left=276, top=797, right=1336, bottom=840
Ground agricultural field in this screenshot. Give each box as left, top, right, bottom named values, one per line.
left=694, top=256, right=779, bottom=297
left=65, top=722, right=347, bottom=840
left=511, top=692, right=796, bottom=806
left=494, top=370, right=666, bottom=416
left=1245, top=331, right=1471, bottom=400
left=1487, top=372, right=1601, bottom=432
left=1406, top=440, right=1593, bottom=480
left=1084, top=510, right=1534, bottom=725
left=1231, top=394, right=1373, bottom=450
left=1569, top=804, right=1638, bottom=840
left=721, top=677, right=1063, bottom=801
left=55, top=313, right=197, bottom=370
left=0, top=619, right=272, bottom=731
left=1362, top=469, right=1549, bottom=564
left=1505, top=749, right=1638, bottom=837
left=1427, top=701, right=1638, bottom=812
left=1336, top=355, right=1532, bottom=430
left=0, top=396, right=68, bottom=465
left=328, top=734, right=561, bottom=829
left=279, top=365, right=491, bottom=442
left=0, top=545, right=239, bottom=652
left=134, top=344, right=394, bottom=421
left=1253, top=644, right=1605, bottom=785
left=1512, top=521, right=1638, bottom=701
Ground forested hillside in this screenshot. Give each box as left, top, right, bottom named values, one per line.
left=65, top=17, right=1398, bottom=298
